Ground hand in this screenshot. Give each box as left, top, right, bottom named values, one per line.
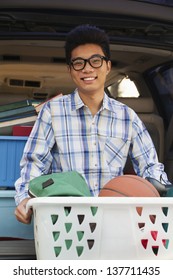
left=14, top=198, right=33, bottom=224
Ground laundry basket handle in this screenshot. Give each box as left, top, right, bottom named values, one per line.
left=26, top=198, right=34, bottom=213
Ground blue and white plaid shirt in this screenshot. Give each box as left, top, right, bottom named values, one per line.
left=15, top=90, right=170, bottom=204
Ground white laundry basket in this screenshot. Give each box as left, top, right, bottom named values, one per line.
left=27, top=197, right=173, bottom=260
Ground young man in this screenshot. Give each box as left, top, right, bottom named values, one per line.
left=15, top=24, right=171, bottom=224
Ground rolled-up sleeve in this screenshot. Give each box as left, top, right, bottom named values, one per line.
left=14, top=103, right=55, bottom=205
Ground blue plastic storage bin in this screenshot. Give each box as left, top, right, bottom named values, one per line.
left=0, top=190, right=34, bottom=239
left=0, top=136, right=27, bottom=188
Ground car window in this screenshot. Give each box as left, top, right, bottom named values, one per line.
left=108, top=77, right=140, bottom=98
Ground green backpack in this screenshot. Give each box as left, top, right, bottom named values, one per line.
left=28, top=171, right=91, bottom=198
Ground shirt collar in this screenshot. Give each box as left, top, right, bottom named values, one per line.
left=71, top=88, right=115, bottom=113
left=102, top=93, right=115, bottom=113
left=71, top=89, right=85, bottom=111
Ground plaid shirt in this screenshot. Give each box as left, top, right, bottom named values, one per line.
left=15, top=90, right=170, bottom=204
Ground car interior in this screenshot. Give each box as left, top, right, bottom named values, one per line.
left=1, top=0, right=173, bottom=260
left=0, top=41, right=172, bottom=178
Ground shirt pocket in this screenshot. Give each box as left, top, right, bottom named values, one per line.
left=104, top=137, right=130, bottom=176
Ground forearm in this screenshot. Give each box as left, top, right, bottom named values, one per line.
left=14, top=104, right=55, bottom=204
left=131, top=117, right=171, bottom=184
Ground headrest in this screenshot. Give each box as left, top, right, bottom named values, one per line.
left=117, top=97, right=154, bottom=113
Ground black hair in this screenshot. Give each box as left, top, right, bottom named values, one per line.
left=65, top=24, right=110, bottom=64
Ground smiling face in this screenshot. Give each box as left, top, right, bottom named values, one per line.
left=69, top=43, right=111, bottom=98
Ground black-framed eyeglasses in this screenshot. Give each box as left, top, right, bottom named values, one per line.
left=70, top=54, right=108, bottom=71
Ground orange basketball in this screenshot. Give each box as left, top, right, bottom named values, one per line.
left=99, top=175, right=160, bottom=222
left=99, top=175, right=160, bottom=198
